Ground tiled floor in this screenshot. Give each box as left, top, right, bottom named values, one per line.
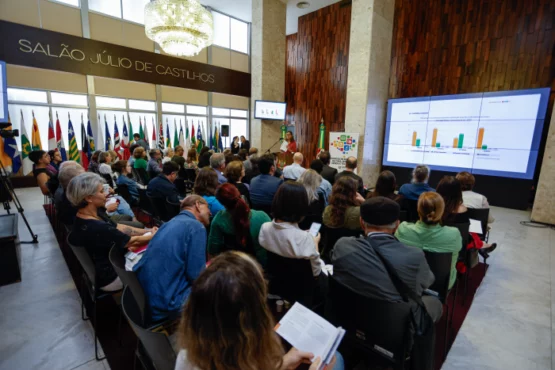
left=0, top=188, right=110, bottom=370
left=0, top=189, right=553, bottom=369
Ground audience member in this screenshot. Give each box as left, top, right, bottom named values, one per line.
left=112, top=160, right=141, bottom=203
left=127, top=144, right=139, bottom=167
left=172, top=146, right=186, bottom=171
left=55, top=161, right=85, bottom=225
left=162, top=147, right=174, bottom=164
left=134, top=195, right=209, bottom=322
left=240, top=135, right=251, bottom=151
left=108, top=150, right=119, bottom=163
left=335, top=157, right=365, bottom=196
left=297, top=169, right=325, bottom=230
left=318, top=151, right=338, bottom=185
left=193, top=167, right=225, bottom=215
left=456, top=171, right=494, bottom=223
left=146, top=161, right=180, bottom=203
left=238, top=149, right=248, bottom=162
left=98, top=151, right=115, bottom=178
left=259, top=182, right=326, bottom=277
left=132, top=147, right=148, bottom=171
left=223, top=148, right=232, bottom=156
left=243, top=155, right=260, bottom=185
left=67, top=173, right=156, bottom=292
left=395, top=192, right=461, bottom=290
left=88, top=150, right=101, bottom=173
left=224, top=160, right=251, bottom=205
left=323, top=177, right=365, bottom=230
left=208, top=184, right=270, bottom=266
left=224, top=154, right=235, bottom=166
left=197, top=146, right=211, bottom=168
left=283, top=152, right=306, bottom=180
left=332, top=196, right=441, bottom=370
left=367, top=170, right=403, bottom=202
left=185, top=148, right=198, bottom=170
left=133, top=133, right=149, bottom=151
left=280, top=130, right=297, bottom=153
left=47, top=149, right=62, bottom=174
left=398, top=164, right=435, bottom=200
left=147, top=149, right=162, bottom=178
left=210, top=153, right=227, bottom=184
left=250, top=154, right=284, bottom=208
left=175, top=252, right=340, bottom=370
left=243, top=147, right=258, bottom=172
left=29, top=150, right=58, bottom=195
left=231, top=136, right=240, bottom=154
left=309, top=159, right=332, bottom=205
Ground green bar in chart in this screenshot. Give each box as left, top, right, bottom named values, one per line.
left=415, top=139, right=421, bottom=147
left=482, top=145, right=488, bottom=150
left=458, top=134, right=464, bottom=148
left=435, top=142, right=440, bottom=148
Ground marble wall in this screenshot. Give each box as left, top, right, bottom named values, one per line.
left=532, top=104, right=555, bottom=225
left=250, top=0, right=287, bottom=151
left=344, top=0, right=395, bottom=186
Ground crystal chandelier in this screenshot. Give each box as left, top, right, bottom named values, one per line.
left=145, top=0, right=214, bottom=57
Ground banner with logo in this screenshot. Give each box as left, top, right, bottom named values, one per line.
left=328, top=132, right=359, bottom=172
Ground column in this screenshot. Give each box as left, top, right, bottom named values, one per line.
left=344, top=0, right=395, bottom=186
left=250, top=0, right=286, bottom=151
left=532, top=104, right=555, bottom=225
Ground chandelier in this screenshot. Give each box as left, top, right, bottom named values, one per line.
left=145, top=0, right=214, bottom=57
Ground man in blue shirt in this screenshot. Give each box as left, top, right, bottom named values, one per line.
left=250, top=154, right=284, bottom=207
left=146, top=161, right=180, bottom=203
left=310, top=159, right=332, bottom=205
left=283, top=152, right=306, bottom=180
left=134, top=195, right=211, bottom=322
left=398, top=164, right=435, bottom=200
left=210, top=153, right=227, bottom=184
left=147, top=149, right=162, bottom=179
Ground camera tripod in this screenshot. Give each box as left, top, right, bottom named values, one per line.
left=0, top=159, right=38, bottom=244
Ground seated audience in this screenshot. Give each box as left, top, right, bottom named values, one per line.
left=185, top=148, right=199, bottom=170
left=396, top=191, right=462, bottom=291
left=108, top=150, right=120, bottom=162
left=147, top=149, right=162, bottom=178
left=210, top=153, right=227, bottom=184
left=224, top=154, right=235, bottom=166
left=238, top=149, right=248, bottom=162
left=197, top=146, right=211, bottom=168
left=309, top=159, right=332, bottom=205
left=88, top=150, right=101, bottom=173
left=208, top=184, right=270, bottom=266
left=332, top=196, right=441, bottom=370
left=67, top=172, right=156, bottom=292
left=318, top=150, right=338, bottom=185
left=367, top=170, right=403, bottom=202
left=283, top=152, right=306, bottom=180
left=243, top=155, right=260, bottom=184
left=55, top=161, right=85, bottom=225
left=146, top=161, right=180, bottom=203
left=243, top=147, right=258, bottom=172
left=250, top=154, right=284, bottom=208
left=224, top=160, right=250, bottom=205
left=134, top=195, right=210, bottom=322
left=223, top=148, right=232, bottom=157
left=259, top=182, right=325, bottom=277
left=194, top=167, right=225, bottom=215
left=297, top=169, right=325, bottom=230
left=162, top=147, right=174, bottom=164
left=335, top=156, right=365, bottom=196
left=399, top=164, right=435, bottom=200
left=175, top=251, right=341, bottom=370
left=456, top=171, right=495, bottom=223
left=127, top=144, right=139, bottom=167
left=29, top=150, right=58, bottom=195
left=323, top=177, right=365, bottom=230
left=132, top=147, right=148, bottom=171
left=172, top=146, right=186, bottom=171
left=112, top=160, right=141, bottom=203
left=47, top=149, right=62, bottom=174
left=98, top=151, right=116, bottom=184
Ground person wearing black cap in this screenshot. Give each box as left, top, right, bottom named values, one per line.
left=331, top=196, right=442, bottom=370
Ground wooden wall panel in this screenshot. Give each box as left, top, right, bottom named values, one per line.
left=285, top=2, right=351, bottom=164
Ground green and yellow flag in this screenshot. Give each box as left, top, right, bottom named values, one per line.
left=20, top=110, right=33, bottom=175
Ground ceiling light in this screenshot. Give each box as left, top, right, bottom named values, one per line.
left=297, top=1, right=310, bottom=9
left=145, top=0, right=213, bottom=57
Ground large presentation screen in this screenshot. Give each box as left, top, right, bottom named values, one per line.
left=382, top=88, right=550, bottom=179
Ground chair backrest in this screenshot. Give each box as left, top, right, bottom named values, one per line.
left=399, top=210, right=408, bottom=222
left=165, top=197, right=181, bottom=219
left=148, top=194, right=171, bottom=222
left=453, top=222, right=471, bottom=264
left=465, top=208, right=489, bottom=239
left=116, top=183, right=133, bottom=204
left=184, top=168, right=197, bottom=182
left=101, top=173, right=115, bottom=189
left=67, top=232, right=97, bottom=293
left=321, top=225, right=361, bottom=263
left=134, top=168, right=150, bottom=185
left=138, top=188, right=154, bottom=215
left=327, top=277, right=411, bottom=366
left=251, top=203, right=272, bottom=219
left=174, top=178, right=186, bottom=196
left=400, top=198, right=419, bottom=222
left=423, top=251, right=452, bottom=303
left=121, top=287, right=177, bottom=370
left=265, top=251, right=315, bottom=307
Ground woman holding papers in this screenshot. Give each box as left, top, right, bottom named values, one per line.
left=175, top=251, right=342, bottom=370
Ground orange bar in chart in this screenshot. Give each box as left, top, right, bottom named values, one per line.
left=453, top=138, right=458, bottom=148
left=476, top=128, right=484, bottom=149
left=412, top=131, right=417, bottom=146
left=431, top=128, right=438, bottom=147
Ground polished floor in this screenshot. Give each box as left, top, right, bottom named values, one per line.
left=0, top=188, right=553, bottom=369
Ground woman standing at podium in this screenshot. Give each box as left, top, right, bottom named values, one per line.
left=280, top=131, right=297, bottom=153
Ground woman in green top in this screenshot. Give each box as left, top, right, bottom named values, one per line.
left=208, top=183, right=270, bottom=267
left=395, top=191, right=461, bottom=289
left=322, top=176, right=365, bottom=230
left=132, top=147, right=148, bottom=170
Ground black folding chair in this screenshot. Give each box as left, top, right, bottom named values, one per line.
left=326, top=277, right=412, bottom=370
left=454, top=222, right=474, bottom=305
left=251, top=203, right=273, bottom=219
left=465, top=208, right=490, bottom=242
left=67, top=233, right=122, bottom=361
left=400, top=198, right=419, bottom=222
left=100, top=173, right=115, bottom=189
left=116, top=183, right=134, bottom=205
left=147, top=194, right=171, bottom=223
left=165, top=196, right=181, bottom=219
left=184, top=168, right=197, bottom=195
left=133, top=168, right=150, bottom=185
left=138, top=188, right=154, bottom=219
left=320, top=225, right=361, bottom=263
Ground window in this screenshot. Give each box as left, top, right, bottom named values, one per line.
left=51, top=92, right=88, bottom=106
left=161, top=103, right=185, bottom=114
left=52, top=0, right=80, bottom=7
left=96, top=96, right=126, bottom=109
left=212, top=10, right=249, bottom=54
left=8, top=88, right=47, bottom=103
left=212, top=107, right=230, bottom=116
left=89, top=0, right=122, bottom=18
left=161, top=104, right=209, bottom=150
left=187, top=105, right=207, bottom=115
left=129, top=99, right=156, bottom=111
left=122, top=0, right=150, bottom=24
left=211, top=108, right=248, bottom=150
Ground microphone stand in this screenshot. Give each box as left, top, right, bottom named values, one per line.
left=265, top=138, right=284, bottom=154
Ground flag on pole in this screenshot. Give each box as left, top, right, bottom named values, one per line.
left=47, top=112, right=56, bottom=151
left=191, top=122, right=196, bottom=148
left=152, top=119, right=156, bottom=145
left=217, top=122, right=223, bottom=152
left=144, top=116, right=150, bottom=149
left=56, top=112, right=67, bottom=161
left=185, top=120, right=190, bottom=152
left=213, top=124, right=218, bottom=151
left=80, top=116, right=90, bottom=168
left=139, top=117, right=144, bottom=140
left=67, top=115, right=80, bottom=162
left=114, top=117, right=122, bottom=159
left=20, top=111, right=33, bottom=175
left=173, top=119, right=179, bottom=148
left=128, top=116, right=134, bottom=141
left=165, top=120, right=171, bottom=148
left=31, top=111, right=42, bottom=151
left=104, top=116, right=112, bottom=150
left=1, top=113, right=22, bottom=174
left=87, top=118, right=95, bottom=152
left=179, top=122, right=185, bottom=148
left=317, top=118, right=326, bottom=155
left=196, top=122, right=203, bottom=153
left=158, top=120, right=165, bottom=150
left=122, top=118, right=131, bottom=160
left=209, top=123, right=213, bottom=150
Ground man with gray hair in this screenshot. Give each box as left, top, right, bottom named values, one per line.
left=399, top=164, right=435, bottom=200
left=282, top=152, right=306, bottom=180
left=210, top=153, right=227, bottom=184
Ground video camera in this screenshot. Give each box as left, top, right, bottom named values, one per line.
left=0, top=122, right=18, bottom=139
